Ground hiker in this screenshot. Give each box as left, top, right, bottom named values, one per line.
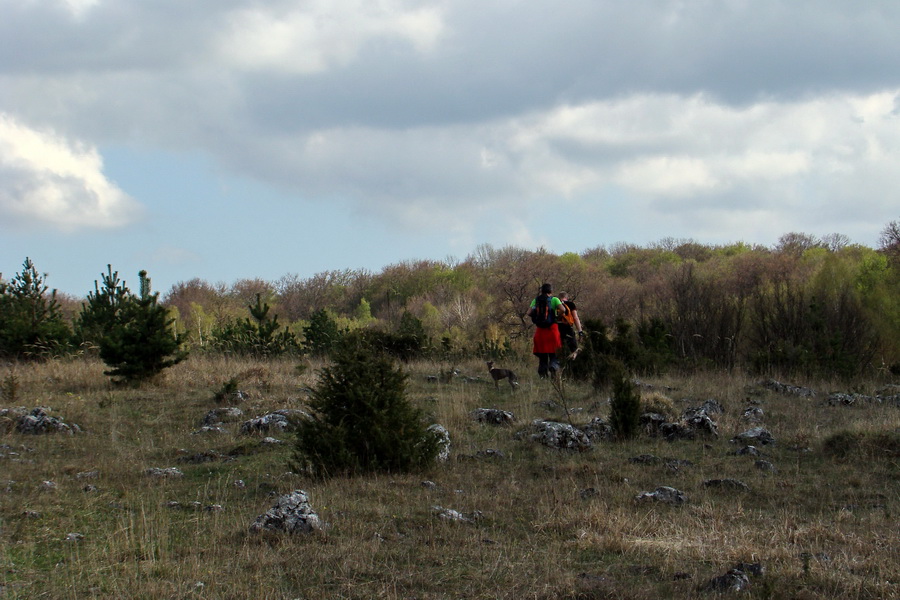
left=524, top=283, right=563, bottom=378
left=556, top=291, right=583, bottom=355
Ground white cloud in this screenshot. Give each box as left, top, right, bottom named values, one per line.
left=215, top=0, right=444, bottom=74
left=0, top=112, right=142, bottom=231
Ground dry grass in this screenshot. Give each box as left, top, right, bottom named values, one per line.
left=1, top=355, right=898, bottom=599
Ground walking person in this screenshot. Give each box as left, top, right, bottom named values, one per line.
left=524, top=283, right=563, bottom=378
left=556, top=291, right=583, bottom=356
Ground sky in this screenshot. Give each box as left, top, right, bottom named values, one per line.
left=2, top=0, right=899, bottom=298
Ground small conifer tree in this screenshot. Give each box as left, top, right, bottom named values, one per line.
left=210, top=293, right=299, bottom=356
left=609, top=361, right=641, bottom=440
left=74, top=265, right=130, bottom=348
left=0, top=258, right=71, bottom=359
left=302, top=309, right=343, bottom=356
left=94, top=269, right=188, bottom=383
left=293, top=334, right=440, bottom=476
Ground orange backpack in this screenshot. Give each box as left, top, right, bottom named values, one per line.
left=557, top=301, right=575, bottom=326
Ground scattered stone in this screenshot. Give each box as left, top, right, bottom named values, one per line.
left=731, top=427, right=776, bottom=446
left=582, top=417, right=613, bottom=442
left=701, top=562, right=764, bottom=593
left=23, top=510, right=41, bottom=519
left=683, top=399, right=724, bottom=419
left=201, top=407, right=244, bottom=426
left=421, top=480, right=438, bottom=490
left=640, top=412, right=667, bottom=435
left=234, top=480, right=246, bottom=488
left=760, top=379, right=815, bottom=398
left=428, top=424, right=451, bottom=461
left=660, top=422, right=695, bottom=442
left=239, top=409, right=309, bottom=435
left=527, top=420, right=593, bottom=451
left=82, top=485, right=99, bottom=493
left=40, top=480, right=57, bottom=490
left=825, top=393, right=869, bottom=406
left=684, top=413, right=718, bottom=437
left=249, top=490, right=325, bottom=534
left=755, top=460, right=776, bottom=472
left=65, top=533, right=85, bottom=543
left=432, top=505, right=482, bottom=523
left=260, top=436, right=284, bottom=445
left=742, top=407, right=764, bottom=422
left=702, top=568, right=750, bottom=593
left=15, top=407, right=81, bottom=435
left=191, top=425, right=228, bottom=435
left=145, top=467, right=184, bottom=478
left=703, top=478, right=750, bottom=492
left=472, top=408, right=515, bottom=426
left=635, top=486, right=687, bottom=505
left=733, top=445, right=761, bottom=456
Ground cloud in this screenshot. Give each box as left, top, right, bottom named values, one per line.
left=0, top=112, right=142, bottom=231
left=2, top=1, right=900, bottom=248
left=214, top=1, right=444, bottom=74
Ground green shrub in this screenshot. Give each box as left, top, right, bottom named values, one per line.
left=293, top=334, right=441, bottom=476
left=609, top=362, right=641, bottom=440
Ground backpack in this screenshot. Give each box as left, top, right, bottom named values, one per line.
left=530, top=295, right=556, bottom=328
left=557, top=301, right=575, bottom=326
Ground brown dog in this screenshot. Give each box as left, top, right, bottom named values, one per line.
left=487, top=361, right=518, bottom=390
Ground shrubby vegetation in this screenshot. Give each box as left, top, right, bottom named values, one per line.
left=0, top=258, right=72, bottom=359
left=293, top=333, right=441, bottom=476
left=3, top=218, right=900, bottom=379
left=76, top=267, right=187, bottom=383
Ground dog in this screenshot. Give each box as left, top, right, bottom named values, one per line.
left=486, top=361, right=518, bottom=390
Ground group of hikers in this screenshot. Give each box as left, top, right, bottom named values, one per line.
left=523, top=282, right=584, bottom=378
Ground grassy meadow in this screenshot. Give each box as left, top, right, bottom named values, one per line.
left=1, top=355, right=898, bottom=599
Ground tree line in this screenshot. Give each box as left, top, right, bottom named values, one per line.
left=2, top=221, right=899, bottom=381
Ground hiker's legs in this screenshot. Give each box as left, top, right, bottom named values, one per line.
left=558, top=324, right=577, bottom=353
left=536, top=353, right=551, bottom=377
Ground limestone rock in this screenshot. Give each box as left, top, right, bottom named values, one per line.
left=760, top=379, right=815, bottom=397
left=239, top=409, right=309, bottom=435
left=703, top=478, right=750, bottom=492
left=15, top=408, right=81, bottom=435
left=635, top=486, right=687, bottom=505
left=472, top=408, right=515, bottom=426
left=582, top=417, right=613, bottom=442
left=201, top=407, right=243, bottom=426
left=428, top=424, right=451, bottom=461
left=731, top=427, right=776, bottom=446
left=702, top=568, right=750, bottom=593
left=528, top=420, right=593, bottom=451
left=432, top=505, right=482, bottom=524
left=249, top=490, right=325, bottom=534
left=145, top=467, right=184, bottom=478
